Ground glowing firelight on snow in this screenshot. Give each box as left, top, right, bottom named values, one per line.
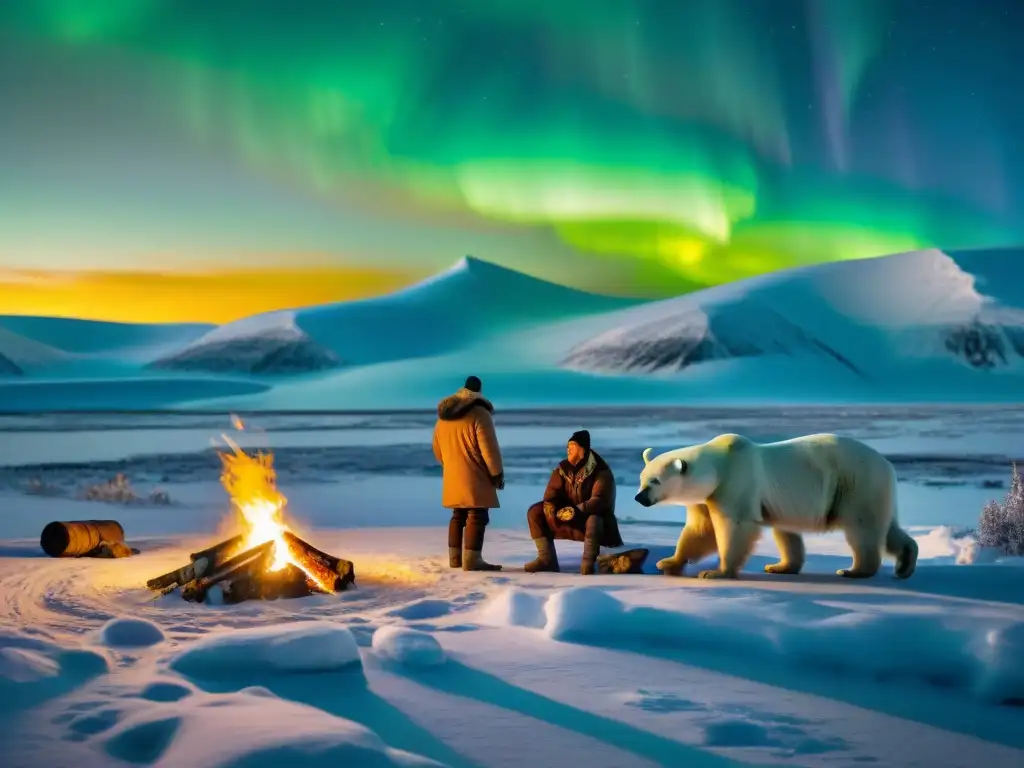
left=217, top=433, right=333, bottom=591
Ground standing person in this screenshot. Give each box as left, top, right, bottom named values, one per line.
left=432, top=376, right=504, bottom=571
left=524, top=429, right=623, bottom=575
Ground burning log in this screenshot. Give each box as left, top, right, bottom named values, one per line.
left=219, top=563, right=317, bottom=604
left=146, top=533, right=245, bottom=592
left=41, top=520, right=127, bottom=558
left=282, top=531, right=356, bottom=592
left=181, top=540, right=275, bottom=603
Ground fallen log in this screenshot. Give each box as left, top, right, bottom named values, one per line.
left=189, top=534, right=245, bottom=567
left=147, top=534, right=245, bottom=591
left=181, top=540, right=275, bottom=603
left=597, top=548, right=650, bottom=575
left=220, top=563, right=315, bottom=604
left=41, top=520, right=126, bottom=558
left=282, top=531, right=356, bottom=592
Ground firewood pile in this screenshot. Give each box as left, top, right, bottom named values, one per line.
left=147, top=531, right=355, bottom=605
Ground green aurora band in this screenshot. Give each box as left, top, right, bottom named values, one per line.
left=2, top=0, right=1022, bottom=296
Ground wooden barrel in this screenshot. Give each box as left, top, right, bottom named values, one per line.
left=40, top=520, right=125, bottom=558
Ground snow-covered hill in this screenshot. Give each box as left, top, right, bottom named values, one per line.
left=148, top=311, right=340, bottom=375
left=0, top=326, right=69, bottom=374
left=4, top=248, right=1024, bottom=409
left=148, top=256, right=640, bottom=375
left=0, top=316, right=211, bottom=357
left=561, top=248, right=1024, bottom=380
left=0, top=352, right=22, bottom=376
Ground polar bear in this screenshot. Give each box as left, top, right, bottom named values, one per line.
left=634, top=433, right=918, bottom=580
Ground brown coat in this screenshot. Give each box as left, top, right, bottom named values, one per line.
left=541, top=450, right=623, bottom=547
left=432, top=388, right=504, bottom=509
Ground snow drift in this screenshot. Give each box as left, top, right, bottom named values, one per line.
left=371, top=626, right=446, bottom=667
left=493, top=585, right=1024, bottom=706
left=168, top=621, right=362, bottom=680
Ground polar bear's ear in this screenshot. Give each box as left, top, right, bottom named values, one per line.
left=642, top=448, right=653, bottom=466
left=671, top=458, right=688, bottom=474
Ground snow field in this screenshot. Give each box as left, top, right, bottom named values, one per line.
left=483, top=585, right=1024, bottom=705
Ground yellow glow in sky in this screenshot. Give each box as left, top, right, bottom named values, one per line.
left=0, top=267, right=421, bottom=324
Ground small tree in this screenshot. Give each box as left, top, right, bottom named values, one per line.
left=978, top=463, right=1024, bottom=556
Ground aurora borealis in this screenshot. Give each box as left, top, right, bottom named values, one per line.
left=2, top=0, right=1023, bottom=322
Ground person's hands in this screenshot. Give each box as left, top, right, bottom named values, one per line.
left=492, top=472, right=505, bottom=490
left=556, top=506, right=576, bottom=522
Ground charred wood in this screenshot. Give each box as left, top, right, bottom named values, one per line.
left=147, top=534, right=245, bottom=591
left=181, top=540, right=275, bottom=603
left=282, top=531, right=356, bottom=591
left=220, top=564, right=315, bottom=604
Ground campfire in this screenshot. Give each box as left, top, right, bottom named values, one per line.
left=147, top=430, right=355, bottom=605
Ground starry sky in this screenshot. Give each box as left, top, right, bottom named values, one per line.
left=2, top=0, right=1022, bottom=323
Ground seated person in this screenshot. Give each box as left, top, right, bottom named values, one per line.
left=525, top=430, right=624, bottom=575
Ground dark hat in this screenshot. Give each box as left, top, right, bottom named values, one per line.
left=464, top=375, right=482, bottom=393
left=568, top=429, right=591, bottom=450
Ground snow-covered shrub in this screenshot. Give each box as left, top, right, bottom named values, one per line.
left=977, top=463, right=1024, bottom=556
left=80, top=473, right=139, bottom=503
left=148, top=488, right=172, bottom=505
left=22, top=477, right=63, bottom=497
left=78, top=474, right=173, bottom=506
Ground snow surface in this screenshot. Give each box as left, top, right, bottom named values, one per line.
left=1, top=413, right=1023, bottom=767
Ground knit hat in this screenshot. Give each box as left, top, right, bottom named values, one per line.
left=568, top=429, right=591, bottom=451
left=464, top=375, right=482, bottom=393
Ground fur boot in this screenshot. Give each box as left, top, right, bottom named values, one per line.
left=524, top=537, right=560, bottom=573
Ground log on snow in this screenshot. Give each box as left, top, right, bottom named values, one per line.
left=147, top=534, right=245, bottom=591
left=40, top=520, right=126, bottom=558
left=181, top=540, right=275, bottom=603
left=282, top=531, right=356, bottom=592
left=596, top=548, right=650, bottom=575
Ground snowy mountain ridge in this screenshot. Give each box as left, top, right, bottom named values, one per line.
left=147, top=255, right=640, bottom=375
left=560, top=248, right=1024, bottom=378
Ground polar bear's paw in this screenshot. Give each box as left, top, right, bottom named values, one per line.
left=697, top=569, right=736, bottom=580
left=835, top=568, right=875, bottom=579
left=656, top=557, right=685, bottom=576
left=764, top=562, right=802, bottom=575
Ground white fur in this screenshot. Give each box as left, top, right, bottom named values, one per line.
left=637, top=433, right=918, bottom=580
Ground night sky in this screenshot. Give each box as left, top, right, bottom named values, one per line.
left=2, top=0, right=1022, bottom=322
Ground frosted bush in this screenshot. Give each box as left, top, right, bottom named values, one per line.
left=977, top=464, right=1024, bottom=556
left=78, top=474, right=172, bottom=506
left=23, top=477, right=63, bottom=497
left=148, top=488, right=172, bottom=505
left=81, top=473, right=139, bottom=503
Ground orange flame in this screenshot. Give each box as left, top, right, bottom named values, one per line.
left=217, top=435, right=333, bottom=591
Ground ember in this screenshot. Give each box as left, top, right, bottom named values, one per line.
left=147, top=421, right=355, bottom=604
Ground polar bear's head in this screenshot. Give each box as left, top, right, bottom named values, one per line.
left=634, top=445, right=720, bottom=506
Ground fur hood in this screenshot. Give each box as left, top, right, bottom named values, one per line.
left=558, top=449, right=606, bottom=480
left=437, top=388, right=494, bottom=421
